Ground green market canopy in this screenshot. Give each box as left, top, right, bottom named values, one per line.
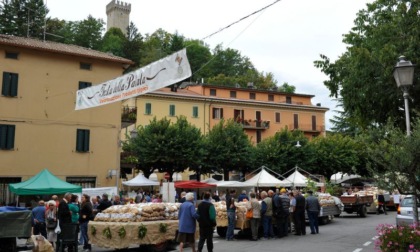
left=9, top=169, right=82, bottom=195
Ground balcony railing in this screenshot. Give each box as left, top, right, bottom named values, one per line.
left=288, top=124, right=325, bottom=132
left=236, top=119, right=270, bottom=130
left=121, top=106, right=137, bottom=128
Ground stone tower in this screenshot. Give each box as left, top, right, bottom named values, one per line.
left=106, top=0, right=131, bottom=35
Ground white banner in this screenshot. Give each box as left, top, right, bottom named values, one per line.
left=75, top=48, right=191, bottom=110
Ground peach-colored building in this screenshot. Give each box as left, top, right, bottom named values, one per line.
left=0, top=35, right=132, bottom=204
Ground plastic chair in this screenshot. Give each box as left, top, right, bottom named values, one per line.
left=56, top=223, right=78, bottom=252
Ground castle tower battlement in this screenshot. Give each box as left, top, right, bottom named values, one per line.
left=106, top=0, right=131, bottom=35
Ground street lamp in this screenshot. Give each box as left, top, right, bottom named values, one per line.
left=393, top=56, right=416, bottom=136
left=393, top=55, right=417, bottom=225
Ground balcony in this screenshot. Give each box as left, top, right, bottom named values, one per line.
left=288, top=124, right=325, bottom=133
left=236, top=119, right=270, bottom=130
left=121, top=106, right=137, bottom=128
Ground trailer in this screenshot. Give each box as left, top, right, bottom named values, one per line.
left=340, top=195, right=374, bottom=217
left=0, top=207, right=33, bottom=252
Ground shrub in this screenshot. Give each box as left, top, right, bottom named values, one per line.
left=375, top=224, right=420, bottom=252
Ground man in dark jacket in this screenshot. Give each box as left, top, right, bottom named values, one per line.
left=197, top=192, right=216, bottom=252
left=97, top=193, right=112, bottom=212
left=275, top=188, right=290, bottom=238
left=294, top=190, right=306, bottom=236
left=57, top=193, right=73, bottom=251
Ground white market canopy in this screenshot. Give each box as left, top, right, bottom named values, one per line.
left=284, top=168, right=324, bottom=187
left=122, top=173, right=160, bottom=187
left=202, top=178, right=252, bottom=188
left=243, top=167, right=291, bottom=187
left=330, top=172, right=361, bottom=184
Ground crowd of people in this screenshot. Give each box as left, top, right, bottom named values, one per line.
left=176, top=188, right=321, bottom=252
left=29, top=190, right=165, bottom=252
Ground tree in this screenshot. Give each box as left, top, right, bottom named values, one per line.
left=254, top=128, right=314, bottom=174
left=362, top=118, right=420, bottom=225
left=204, top=119, right=254, bottom=180
left=72, top=15, right=104, bottom=50
left=314, top=0, right=420, bottom=131
left=310, top=134, right=365, bottom=177
left=0, top=0, right=48, bottom=39
left=278, top=82, right=295, bottom=93
left=183, top=39, right=212, bottom=82
left=123, top=116, right=203, bottom=181
left=101, top=27, right=126, bottom=57
left=122, top=22, right=143, bottom=72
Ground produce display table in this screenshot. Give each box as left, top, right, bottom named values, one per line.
left=89, top=220, right=179, bottom=249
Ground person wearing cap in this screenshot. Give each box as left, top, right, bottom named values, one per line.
left=276, top=188, right=290, bottom=238
left=97, top=193, right=112, bottom=213
left=305, top=190, right=320, bottom=234
left=32, top=200, right=47, bottom=238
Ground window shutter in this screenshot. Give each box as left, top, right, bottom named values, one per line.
left=170, top=105, right=175, bottom=116
left=10, top=74, right=18, bottom=97
left=145, top=103, right=151, bottom=114
left=0, top=125, right=6, bottom=149
left=83, top=130, right=90, bottom=152
left=193, top=106, right=198, bottom=117
left=78, top=81, right=92, bottom=90
left=212, top=108, right=216, bottom=119
left=76, top=129, right=84, bottom=152
left=2, top=72, right=10, bottom=96
left=6, top=125, right=15, bottom=149
left=220, top=108, right=224, bottom=118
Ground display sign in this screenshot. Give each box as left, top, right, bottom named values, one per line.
left=75, top=48, right=191, bottom=110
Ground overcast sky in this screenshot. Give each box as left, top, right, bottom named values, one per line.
left=47, top=0, right=372, bottom=130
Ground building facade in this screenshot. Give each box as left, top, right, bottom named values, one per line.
left=121, top=83, right=328, bottom=181
left=0, top=35, right=132, bottom=204
left=106, top=0, right=131, bottom=35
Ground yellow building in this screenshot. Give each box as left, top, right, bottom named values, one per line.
left=0, top=35, right=132, bottom=204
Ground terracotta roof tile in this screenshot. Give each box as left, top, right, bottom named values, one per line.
left=0, top=34, right=133, bottom=64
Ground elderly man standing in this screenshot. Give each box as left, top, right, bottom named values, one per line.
left=306, top=190, right=320, bottom=234
left=177, top=192, right=199, bottom=252
left=275, top=188, right=290, bottom=238
left=32, top=200, right=47, bottom=238
left=261, top=191, right=275, bottom=239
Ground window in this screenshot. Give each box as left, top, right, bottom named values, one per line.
left=210, top=89, right=216, bottom=96
left=5, top=52, right=18, bottom=59
left=192, top=106, right=198, bottom=118
left=145, top=103, right=152, bottom=115
left=312, top=115, right=317, bottom=131
left=230, top=91, right=236, bottom=98
left=275, top=112, right=281, bottom=123
left=78, top=81, right=92, bottom=90
left=169, top=104, right=175, bottom=116
left=0, top=177, right=21, bottom=205
left=249, top=93, right=256, bottom=100
left=66, top=177, right=96, bottom=188
left=286, top=96, right=292, bottom=104
left=293, top=114, right=299, bottom=129
left=2, top=72, right=18, bottom=97
left=212, top=108, right=223, bottom=119
left=80, top=62, right=92, bottom=70
left=76, top=129, right=90, bottom=152
left=268, top=94, right=274, bottom=101
left=0, top=124, right=15, bottom=150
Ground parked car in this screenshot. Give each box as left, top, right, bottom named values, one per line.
left=396, top=195, right=420, bottom=226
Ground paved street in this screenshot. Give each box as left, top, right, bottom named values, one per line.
left=51, top=211, right=393, bottom=252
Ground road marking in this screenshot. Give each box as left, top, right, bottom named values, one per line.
left=363, top=241, right=371, bottom=246
left=353, top=249, right=363, bottom=252
left=372, top=236, right=379, bottom=240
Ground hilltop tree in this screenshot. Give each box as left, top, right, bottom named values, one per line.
left=72, top=15, right=104, bottom=50
left=0, top=0, right=48, bottom=39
